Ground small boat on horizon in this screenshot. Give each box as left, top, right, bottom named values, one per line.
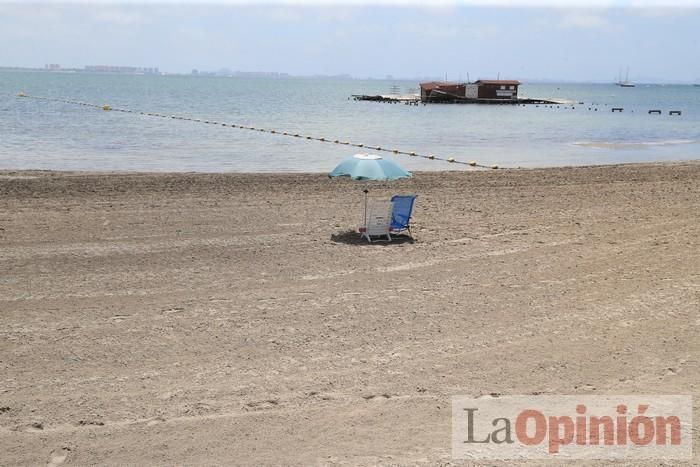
left=616, top=67, right=635, bottom=87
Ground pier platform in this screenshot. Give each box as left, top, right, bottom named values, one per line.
left=351, top=94, right=569, bottom=105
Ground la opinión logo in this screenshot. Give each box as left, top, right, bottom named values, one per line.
left=452, top=395, right=692, bottom=459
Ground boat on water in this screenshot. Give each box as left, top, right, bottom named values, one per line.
left=616, top=67, right=635, bottom=87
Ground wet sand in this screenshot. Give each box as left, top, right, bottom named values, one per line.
left=1, top=162, right=699, bottom=465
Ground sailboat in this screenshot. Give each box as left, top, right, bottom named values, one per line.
left=616, top=67, right=635, bottom=87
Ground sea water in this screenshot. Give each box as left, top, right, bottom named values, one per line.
left=1, top=70, right=699, bottom=172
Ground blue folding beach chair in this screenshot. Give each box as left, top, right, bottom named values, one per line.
left=390, top=195, right=417, bottom=238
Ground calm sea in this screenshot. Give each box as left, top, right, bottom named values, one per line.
left=1, top=71, right=699, bottom=172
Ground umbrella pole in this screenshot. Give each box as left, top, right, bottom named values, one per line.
left=363, top=188, right=368, bottom=230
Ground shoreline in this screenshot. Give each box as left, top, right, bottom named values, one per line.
left=2, top=161, right=698, bottom=465
left=1, top=158, right=698, bottom=178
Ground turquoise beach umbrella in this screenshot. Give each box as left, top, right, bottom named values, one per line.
left=328, top=153, right=412, bottom=181
left=329, top=154, right=412, bottom=231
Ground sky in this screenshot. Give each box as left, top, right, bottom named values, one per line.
left=1, top=1, right=699, bottom=82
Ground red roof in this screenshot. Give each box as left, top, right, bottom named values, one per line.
left=474, top=80, right=521, bottom=86
left=419, top=81, right=463, bottom=90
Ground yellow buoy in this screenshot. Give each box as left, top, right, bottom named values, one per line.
left=469, top=161, right=477, bottom=166
left=102, top=105, right=111, bottom=111
left=18, top=91, right=25, bottom=97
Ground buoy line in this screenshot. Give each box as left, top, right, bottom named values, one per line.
left=17, top=92, right=502, bottom=169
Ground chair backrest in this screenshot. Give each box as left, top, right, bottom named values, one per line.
left=390, top=195, right=417, bottom=230
left=366, top=200, right=393, bottom=236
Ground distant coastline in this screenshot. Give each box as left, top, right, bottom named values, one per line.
left=0, top=65, right=161, bottom=76
left=0, top=65, right=353, bottom=80
left=3, top=66, right=699, bottom=85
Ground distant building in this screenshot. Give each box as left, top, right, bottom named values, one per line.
left=233, top=71, right=291, bottom=78
left=420, top=79, right=521, bottom=102
left=84, top=65, right=160, bottom=74
left=469, top=80, right=520, bottom=99
left=419, top=82, right=466, bottom=101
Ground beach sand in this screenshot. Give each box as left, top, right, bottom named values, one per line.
left=1, top=162, right=698, bottom=465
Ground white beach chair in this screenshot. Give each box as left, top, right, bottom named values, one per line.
left=359, top=200, right=393, bottom=242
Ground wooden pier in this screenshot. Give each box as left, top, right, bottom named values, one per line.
left=351, top=94, right=420, bottom=104
left=352, top=94, right=565, bottom=105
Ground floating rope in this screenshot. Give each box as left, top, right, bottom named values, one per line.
left=17, top=92, right=501, bottom=169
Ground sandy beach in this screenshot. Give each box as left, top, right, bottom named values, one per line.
left=1, top=162, right=698, bottom=465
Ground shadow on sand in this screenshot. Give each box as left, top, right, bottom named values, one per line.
left=330, top=230, right=415, bottom=246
